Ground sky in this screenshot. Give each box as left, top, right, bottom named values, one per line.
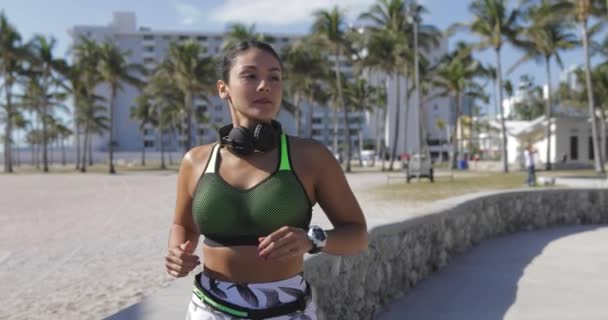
left=0, top=0, right=599, bottom=119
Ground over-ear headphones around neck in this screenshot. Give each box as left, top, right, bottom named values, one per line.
left=218, top=120, right=282, bottom=156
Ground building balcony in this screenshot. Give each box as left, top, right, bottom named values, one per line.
left=141, top=39, right=156, bottom=47
left=142, top=50, right=156, bottom=59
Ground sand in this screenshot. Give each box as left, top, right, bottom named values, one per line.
left=0, top=170, right=417, bottom=320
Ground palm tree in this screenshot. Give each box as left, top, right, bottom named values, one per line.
left=433, top=42, right=486, bottom=169
left=146, top=60, right=185, bottom=169
left=0, top=12, right=30, bottom=173
left=130, top=93, right=157, bottom=166
left=344, top=77, right=377, bottom=166
left=165, top=40, right=215, bottom=154
left=222, top=23, right=270, bottom=50
left=312, top=6, right=353, bottom=172
left=73, top=36, right=104, bottom=172
left=509, top=0, right=578, bottom=170
left=454, top=0, right=521, bottom=173
left=555, top=0, right=607, bottom=174
left=97, top=41, right=145, bottom=174
left=359, top=0, right=441, bottom=170
left=355, top=29, right=405, bottom=171
left=29, top=35, right=69, bottom=172
left=282, top=37, right=329, bottom=136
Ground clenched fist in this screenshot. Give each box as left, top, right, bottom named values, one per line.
left=165, top=240, right=200, bottom=278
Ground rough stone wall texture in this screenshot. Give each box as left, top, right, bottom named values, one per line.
left=303, top=189, right=608, bottom=320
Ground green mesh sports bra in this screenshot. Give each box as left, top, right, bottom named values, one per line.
left=192, top=134, right=313, bottom=246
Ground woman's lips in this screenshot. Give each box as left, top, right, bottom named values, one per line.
left=253, top=98, right=272, bottom=104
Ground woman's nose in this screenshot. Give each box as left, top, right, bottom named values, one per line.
left=257, top=80, right=271, bottom=93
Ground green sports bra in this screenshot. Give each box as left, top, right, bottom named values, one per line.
left=191, top=134, right=313, bottom=246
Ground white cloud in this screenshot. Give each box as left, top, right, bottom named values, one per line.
left=207, top=0, right=375, bottom=27
left=176, top=3, right=204, bottom=26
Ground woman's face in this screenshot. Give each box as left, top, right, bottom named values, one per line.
left=218, top=48, right=283, bottom=123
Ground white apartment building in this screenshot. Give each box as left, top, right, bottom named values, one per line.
left=68, top=12, right=453, bottom=160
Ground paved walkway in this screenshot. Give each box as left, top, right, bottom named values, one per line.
left=378, top=225, right=608, bottom=320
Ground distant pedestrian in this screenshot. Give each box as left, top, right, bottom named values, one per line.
left=524, top=145, right=537, bottom=187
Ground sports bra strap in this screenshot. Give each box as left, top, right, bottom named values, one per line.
left=279, top=133, right=291, bottom=171
left=204, top=143, right=221, bottom=174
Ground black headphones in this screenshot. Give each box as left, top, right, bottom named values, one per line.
left=218, top=120, right=282, bottom=156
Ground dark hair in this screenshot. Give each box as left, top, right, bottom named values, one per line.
left=220, top=39, right=283, bottom=83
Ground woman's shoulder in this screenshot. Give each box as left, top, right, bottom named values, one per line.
left=286, top=136, right=336, bottom=168
left=183, top=142, right=219, bottom=168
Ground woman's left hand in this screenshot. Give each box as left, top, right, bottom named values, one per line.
left=258, top=226, right=312, bottom=260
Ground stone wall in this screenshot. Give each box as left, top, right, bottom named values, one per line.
left=303, top=189, right=608, bottom=320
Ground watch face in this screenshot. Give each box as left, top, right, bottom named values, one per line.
left=312, top=227, right=326, bottom=242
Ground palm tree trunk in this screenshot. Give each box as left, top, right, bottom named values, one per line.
left=452, top=92, right=462, bottom=170
left=160, top=129, right=166, bottom=170
left=81, top=122, right=89, bottom=173
left=42, top=95, right=49, bottom=172
left=403, top=79, right=411, bottom=157
left=544, top=56, right=553, bottom=170
left=334, top=48, right=351, bottom=172
left=3, top=82, right=14, bottom=173
left=61, top=137, right=66, bottom=165
left=382, top=77, right=390, bottom=171
left=496, top=48, right=509, bottom=173
left=307, top=100, right=314, bottom=139
left=184, top=91, right=194, bottom=154
left=88, top=137, right=93, bottom=166
left=582, top=21, right=605, bottom=174
left=358, top=128, right=364, bottom=167
left=108, top=85, right=117, bottom=174
left=389, top=75, right=401, bottom=171
left=75, top=121, right=81, bottom=170
left=141, top=131, right=146, bottom=167
left=374, top=106, right=381, bottom=168
left=294, top=92, right=301, bottom=137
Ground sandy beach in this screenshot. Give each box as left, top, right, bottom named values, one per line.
left=0, top=170, right=418, bottom=320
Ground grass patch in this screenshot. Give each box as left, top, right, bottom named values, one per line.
left=374, top=171, right=533, bottom=202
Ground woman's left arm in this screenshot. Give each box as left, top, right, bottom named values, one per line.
left=313, top=144, right=368, bottom=255
left=257, top=142, right=368, bottom=260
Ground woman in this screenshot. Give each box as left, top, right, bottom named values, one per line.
left=165, top=40, right=368, bottom=320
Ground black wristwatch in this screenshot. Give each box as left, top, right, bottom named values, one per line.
left=307, top=225, right=327, bottom=254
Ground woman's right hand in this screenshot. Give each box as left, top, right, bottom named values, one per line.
left=165, top=240, right=200, bottom=278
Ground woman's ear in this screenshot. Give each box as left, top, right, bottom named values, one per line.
left=217, top=80, right=229, bottom=100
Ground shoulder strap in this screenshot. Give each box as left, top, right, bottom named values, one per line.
left=204, top=143, right=221, bottom=174
left=279, top=133, right=291, bottom=171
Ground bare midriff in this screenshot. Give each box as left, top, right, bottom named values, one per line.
left=201, top=245, right=304, bottom=283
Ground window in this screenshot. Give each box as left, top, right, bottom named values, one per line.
left=589, top=136, right=595, bottom=160
left=312, top=130, right=321, bottom=136
left=434, top=104, right=438, bottom=111
left=198, top=129, right=206, bottom=135
left=143, top=35, right=154, bottom=40
left=143, top=58, right=155, bottom=64
left=215, top=104, right=223, bottom=111
left=179, top=35, right=189, bottom=40
left=144, top=46, right=154, bottom=52
left=144, top=140, right=155, bottom=147
left=215, top=117, right=223, bottom=123
left=197, top=36, right=207, bottom=41
left=312, top=118, right=322, bottom=124
left=570, top=136, right=578, bottom=160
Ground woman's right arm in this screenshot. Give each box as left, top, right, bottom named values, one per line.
left=165, top=151, right=201, bottom=278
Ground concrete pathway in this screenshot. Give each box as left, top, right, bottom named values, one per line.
left=378, top=225, right=608, bottom=320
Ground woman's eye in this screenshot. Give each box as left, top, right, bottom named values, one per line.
left=242, top=74, right=256, bottom=79
left=271, top=75, right=280, bottom=81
